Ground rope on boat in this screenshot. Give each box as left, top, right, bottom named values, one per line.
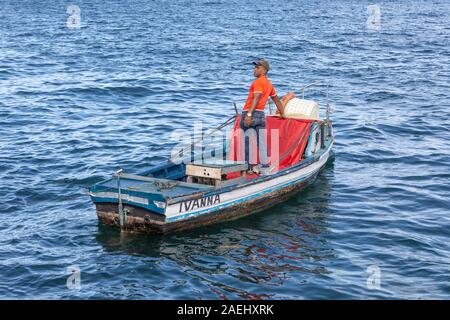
left=154, top=180, right=179, bottom=190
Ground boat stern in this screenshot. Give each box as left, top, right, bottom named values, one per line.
left=89, top=171, right=214, bottom=233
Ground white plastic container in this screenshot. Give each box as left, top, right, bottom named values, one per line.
left=283, top=98, right=320, bottom=120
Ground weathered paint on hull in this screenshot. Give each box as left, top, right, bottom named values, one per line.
left=95, top=171, right=320, bottom=234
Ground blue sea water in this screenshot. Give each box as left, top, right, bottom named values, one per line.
left=0, top=0, right=449, bottom=299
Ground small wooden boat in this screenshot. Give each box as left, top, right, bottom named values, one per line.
left=89, top=84, right=334, bottom=234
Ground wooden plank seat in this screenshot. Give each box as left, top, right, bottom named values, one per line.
left=185, top=160, right=248, bottom=186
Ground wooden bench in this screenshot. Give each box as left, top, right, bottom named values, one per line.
left=185, top=160, right=248, bottom=186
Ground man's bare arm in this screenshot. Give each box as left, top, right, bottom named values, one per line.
left=247, top=92, right=262, bottom=115
left=271, top=95, right=285, bottom=117
left=244, top=92, right=261, bottom=127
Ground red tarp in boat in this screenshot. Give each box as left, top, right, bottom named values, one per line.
left=227, top=115, right=313, bottom=179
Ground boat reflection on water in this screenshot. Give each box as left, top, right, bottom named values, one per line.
left=95, top=160, right=334, bottom=299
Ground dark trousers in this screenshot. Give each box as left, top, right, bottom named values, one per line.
left=239, top=111, right=269, bottom=167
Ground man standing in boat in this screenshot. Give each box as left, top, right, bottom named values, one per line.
left=241, top=58, right=285, bottom=173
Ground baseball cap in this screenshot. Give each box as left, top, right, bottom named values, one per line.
left=252, top=59, right=270, bottom=71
